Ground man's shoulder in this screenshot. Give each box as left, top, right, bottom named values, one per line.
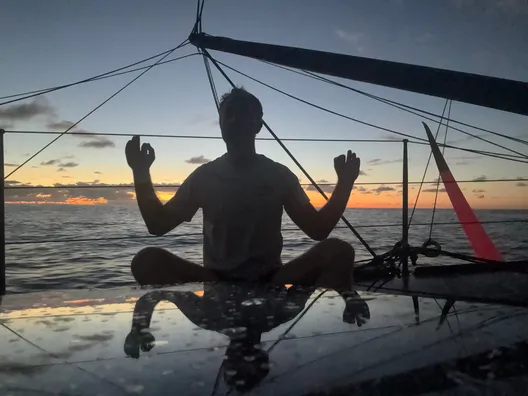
left=257, top=155, right=296, bottom=181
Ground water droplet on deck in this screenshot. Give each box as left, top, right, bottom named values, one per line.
left=241, top=298, right=266, bottom=306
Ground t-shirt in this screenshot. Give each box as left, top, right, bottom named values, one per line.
left=165, top=154, right=311, bottom=279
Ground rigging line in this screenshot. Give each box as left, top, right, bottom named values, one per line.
left=300, top=70, right=528, bottom=159
left=266, top=289, right=327, bottom=354
left=430, top=101, right=452, bottom=238
left=0, top=53, right=199, bottom=101
left=0, top=41, right=190, bottom=106
left=261, top=60, right=528, bottom=147
left=408, top=99, right=449, bottom=227
left=0, top=323, right=130, bottom=395
left=4, top=39, right=189, bottom=180
left=3, top=130, right=409, bottom=143
left=202, top=51, right=220, bottom=110
left=6, top=220, right=527, bottom=246
left=5, top=179, right=527, bottom=190
left=202, top=49, right=377, bottom=257
left=212, top=58, right=528, bottom=165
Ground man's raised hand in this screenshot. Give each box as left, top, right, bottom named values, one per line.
left=126, top=135, right=155, bottom=172
left=334, top=150, right=360, bottom=185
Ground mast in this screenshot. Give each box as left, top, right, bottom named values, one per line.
left=189, top=33, right=528, bottom=116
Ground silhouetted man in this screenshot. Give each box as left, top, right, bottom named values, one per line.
left=126, top=88, right=360, bottom=289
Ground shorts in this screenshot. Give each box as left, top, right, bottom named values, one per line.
left=211, top=266, right=280, bottom=283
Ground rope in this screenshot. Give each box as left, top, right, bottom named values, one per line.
left=201, top=49, right=377, bottom=257
left=0, top=43, right=190, bottom=106
left=210, top=59, right=528, bottom=165
left=408, top=99, right=449, bottom=227
left=4, top=39, right=189, bottom=180
left=2, top=130, right=406, bottom=143
left=429, top=100, right=452, bottom=238
left=261, top=60, right=528, bottom=147
left=5, top=178, right=527, bottom=190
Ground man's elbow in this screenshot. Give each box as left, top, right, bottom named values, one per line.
left=147, top=222, right=169, bottom=237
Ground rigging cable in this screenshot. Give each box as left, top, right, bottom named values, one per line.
left=0, top=42, right=190, bottom=106
left=201, top=49, right=377, bottom=257
left=408, top=99, right=449, bottom=227
left=430, top=101, right=452, bottom=239
left=260, top=60, right=528, bottom=147
left=209, top=58, right=528, bottom=165
left=4, top=39, right=189, bottom=180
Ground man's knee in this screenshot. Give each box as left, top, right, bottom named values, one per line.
left=131, top=247, right=166, bottom=284
left=318, top=238, right=355, bottom=256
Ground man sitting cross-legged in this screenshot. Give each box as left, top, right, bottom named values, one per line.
left=126, top=87, right=360, bottom=291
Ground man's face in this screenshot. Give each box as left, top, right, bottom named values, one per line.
left=219, top=96, right=262, bottom=143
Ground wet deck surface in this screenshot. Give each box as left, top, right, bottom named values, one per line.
left=1, top=282, right=528, bottom=395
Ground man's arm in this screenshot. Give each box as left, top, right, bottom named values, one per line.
left=133, top=169, right=186, bottom=236
left=285, top=150, right=360, bottom=241
left=126, top=135, right=196, bottom=236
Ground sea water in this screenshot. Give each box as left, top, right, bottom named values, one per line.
left=4, top=205, right=527, bottom=293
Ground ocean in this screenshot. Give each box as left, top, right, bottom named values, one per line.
left=4, top=205, right=527, bottom=294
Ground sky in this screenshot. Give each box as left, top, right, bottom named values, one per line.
left=1, top=0, right=527, bottom=209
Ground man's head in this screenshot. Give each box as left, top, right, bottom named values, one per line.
left=219, top=87, right=263, bottom=147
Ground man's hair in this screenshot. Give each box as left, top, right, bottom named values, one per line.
left=219, top=87, right=263, bottom=117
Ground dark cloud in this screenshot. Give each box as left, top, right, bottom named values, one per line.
left=41, top=159, right=60, bottom=166
left=357, top=186, right=368, bottom=192
left=59, top=162, right=78, bottom=168
left=78, top=137, right=115, bottom=149
left=0, top=97, right=54, bottom=122
left=306, top=179, right=335, bottom=194
left=423, top=188, right=447, bottom=193
left=477, top=195, right=485, bottom=199
left=63, top=154, right=75, bottom=159
left=0, top=122, right=14, bottom=129
left=62, top=176, right=71, bottom=178
left=57, top=168, right=66, bottom=172
left=374, top=186, right=395, bottom=195
left=4, top=163, right=19, bottom=167
left=4, top=180, right=20, bottom=186
left=94, top=171, right=103, bottom=174
left=47, top=120, right=75, bottom=130
left=367, top=159, right=381, bottom=164
left=472, top=189, right=486, bottom=193
left=516, top=182, right=527, bottom=187
left=185, top=155, right=211, bottom=165
left=359, top=170, right=368, bottom=176
left=472, top=175, right=487, bottom=182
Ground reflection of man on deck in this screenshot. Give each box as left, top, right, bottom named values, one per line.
left=126, top=88, right=360, bottom=289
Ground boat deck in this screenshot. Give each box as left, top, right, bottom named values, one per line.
left=1, top=282, right=528, bottom=395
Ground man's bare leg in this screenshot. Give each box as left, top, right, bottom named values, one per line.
left=131, top=247, right=217, bottom=286
left=272, top=238, right=355, bottom=290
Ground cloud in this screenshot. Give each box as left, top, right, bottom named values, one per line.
left=4, top=180, right=20, bottom=186
left=306, top=179, right=335, bottom=194
left=455, top=161, right=469, bottom=165
left=41, top=159, right=60, bottom=166
left=472, top=189, right=486, bottom=193
left=472, top=175, right=487, bottom=182
left=369, top=158, right=403, bottom=166
left=185, top=155, right=211, bottom=165
left=0, top=97, right=54, bottom=122
left=359, top=170, right=368, bottom=176
left=4, top=181, right=158, bottom=204
left=94, top=171, right=103, bottom=174
left=47, top=120, right=75, bottom=130
left=516, top=182, right=527, bottom=187
left=423, top=188, right=447, bottom=193
left=478, top=194, right=485, bottom=199
left=335, top=29, right=364, bottom=53
left=57, top=168, right=66, bottom=172
left=4, top=163, right=19, bottom=167
left=374, top=186, right=395, bottom=195
left=78, top=137, right=115, bottom=149
left=59, top=162, right=79, bottom=168
left=452, top=0, right=528, bottom=14
left=63, top=154, right=75, bottom=159
left=0, top=122, right=14, bottom=129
